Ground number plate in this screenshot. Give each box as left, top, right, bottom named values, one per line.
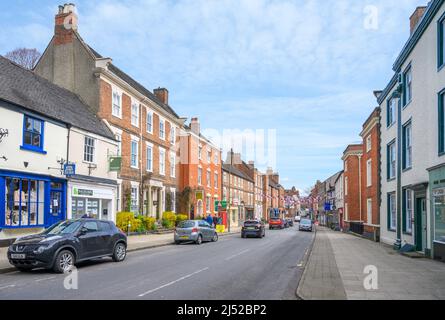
left=180, top=236, right=189, bottom=239
left=11, top=254, right=26, bottom=259
left=247, top=227, right=256, bottom=230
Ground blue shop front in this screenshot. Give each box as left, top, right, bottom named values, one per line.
left=0, top=170, right=67, bottom=242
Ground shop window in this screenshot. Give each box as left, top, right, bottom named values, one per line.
left=21, top=115, right=45, bottom=153
left=2, top=177, right=45, bottom=228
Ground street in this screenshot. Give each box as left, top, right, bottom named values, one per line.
left=0, top=226, right=314, bottom=300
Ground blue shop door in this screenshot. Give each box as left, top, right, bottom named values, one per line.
left=48, top=190, right=64, bottom=226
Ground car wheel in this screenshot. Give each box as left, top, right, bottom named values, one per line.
left=212, top=233, right=218, bottom=242
left=112, top=242, right=127, bottom=262
left=53, top=250, right=75, bottom=274
left=196, top=235, right=203, bottom=245
left=175, top=240, right=181, bottom=245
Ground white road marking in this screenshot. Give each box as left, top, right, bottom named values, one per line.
left=0, top=284, right=16, bottom=290
left=4, top=271, right=20, bottom=275
left=224, top=249, right=250, bottom=261
left=35, top=276, right=57, bottom=282
left=138, top=267, right=209, bottom=297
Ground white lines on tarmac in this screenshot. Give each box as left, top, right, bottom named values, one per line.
left=35, top=276, right=57, bottom=282
left=224, top=249, right=249, bottom=261
left=138, top=267, right=209, bottom=297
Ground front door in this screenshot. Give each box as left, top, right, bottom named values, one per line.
left=49, top=190, right=63, bottom=226
left=415, top=198, right=427, bottom=252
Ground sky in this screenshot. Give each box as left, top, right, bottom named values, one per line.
left=0, top=0, right=427, bottom=193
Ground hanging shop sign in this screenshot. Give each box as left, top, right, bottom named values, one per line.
left=109, top=156, right=122, bottom=172
left=64, top=163, right=76, bottom=177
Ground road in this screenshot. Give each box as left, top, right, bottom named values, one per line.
left=0, top=225, right=314, bottom=300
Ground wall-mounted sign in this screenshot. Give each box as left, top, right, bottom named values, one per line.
left=109, top=156, right=122, bottom=172
left=73, top=187, right=94, bottom=197
left=196, top=190, right=204, bottom=201
left=64, top=163, right=76, bottom=177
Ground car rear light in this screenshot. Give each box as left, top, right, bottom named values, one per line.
left=192, top=228, right=198, bottom=233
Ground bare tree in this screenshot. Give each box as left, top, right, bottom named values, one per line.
left=5, top=48, right=41, bottom=70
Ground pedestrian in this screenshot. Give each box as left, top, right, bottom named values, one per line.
left=206, top=214, right=213, bottom=226
left=213, top=215, right=218, bottom=227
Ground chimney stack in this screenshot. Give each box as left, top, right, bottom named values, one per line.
left=410, top=6, right=427, bottom=35
left=190, top=117, right=200, bottom=135
left=154, top=88, right=169, bottom=105
left=54, top=3, right=78, bottom=45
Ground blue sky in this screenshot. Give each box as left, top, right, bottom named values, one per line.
left=0, top=0, right=426, bottom=193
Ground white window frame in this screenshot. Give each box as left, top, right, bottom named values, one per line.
left=84, top=136, right=96, bottom=164
left=159, top=118, right=165, bottom=140
left=146, top=109, right=153, bottom=134
left=112, top=91, right=122, bottom=118
left=130, top=137, right=139, bottom=169
left=170, top=126, right=176, bottom=145
left=198, top=144, right=203, bottom=160
left=146, top=142, right=153, bottom=172
left=214, top=172, right=218, bottom=189
left=367, top=159, right=372, bottom=187
left=198, top=167, right=202, bottom=185
left=207, top=149, right=211, bottom=163
left=388, top=98, right=396, bottom=127
left=404, top=67, right=412, bottom=105
left=366, top=135, right=372, bottom=152
left=404, top=122, right=412, bottom=169
left=159, top=147, right=166, bottom=176
left=214, top=152, right=219, bottom=165
left=170, top=151, right=176, bottom=178
left=207, top=169, right=211, bottom=187
left=131, top=102, right=139, bottom=127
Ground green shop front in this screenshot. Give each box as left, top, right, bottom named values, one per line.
left=428, top=164, right=445, bottom=262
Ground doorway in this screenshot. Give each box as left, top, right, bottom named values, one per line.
left=415, top=197, right=427, bottom=252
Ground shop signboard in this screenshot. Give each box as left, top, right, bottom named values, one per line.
left=73, top=187, right=94, bottom=197
left=109, top=156, right=122, bottom=172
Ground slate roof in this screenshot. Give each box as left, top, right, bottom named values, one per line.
left=222, top=162, right=254, bottom=183
left=86, top=44, right=180, bottom=119
left=0, top=56, right=115, bottom=140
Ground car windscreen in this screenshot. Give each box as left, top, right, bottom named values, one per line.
left=43, top=221, right=82, bottom=235
left=300, top=219, right=312, bottom=225
left=178, top=221, right=196, bottom=228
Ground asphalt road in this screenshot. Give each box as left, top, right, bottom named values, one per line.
left=0, top=225, right=314, bottom=300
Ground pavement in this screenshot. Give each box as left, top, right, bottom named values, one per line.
left=297, top=227, right=445, bottom=300
left=0, top=225, right=314, bottom=299
left=0, top=227, right=243, bottom=274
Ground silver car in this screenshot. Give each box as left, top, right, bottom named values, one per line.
left=174, top=220, right=219, bottom=245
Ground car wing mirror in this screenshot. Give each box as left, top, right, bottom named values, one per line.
left=78, top=227, right=88, bottom=236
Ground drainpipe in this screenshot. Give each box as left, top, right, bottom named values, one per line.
left=65, top=124, right=71, bottom=221
left=395, top=94, right=403, bottom=249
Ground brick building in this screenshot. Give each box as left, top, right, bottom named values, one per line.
left=222, top=152, right=255, bottom=228
left=342, top=144, right=363, bottom=233
left=359, top=107, right=381, bottom=240
left=178, top=118, right=222, bottom=219
left=34, top=4, right=183, bottom=219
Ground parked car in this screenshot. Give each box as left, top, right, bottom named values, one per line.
left=241, top=220, right=266, bottom=238
left=294, top=215, right=301, bottom=222
left=7, top=219, right=127, bottom=273
left=283, top=219, right=290, bottom=228
left=287, top=218, right=294, bottom=227
left=174, top=220, right=218, bottom=245
left=269, top=217, right=285, bottom=230
left=299, top=218, right=313, bottom=232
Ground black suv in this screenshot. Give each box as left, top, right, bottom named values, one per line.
left=7, top=219, right=127, bottom=273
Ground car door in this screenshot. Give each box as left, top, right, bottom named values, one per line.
left=77, top=221, right=102, bottom=259
left=98, top=221, right=114, bottom=255
left=198, top=221, right=211, bottom=241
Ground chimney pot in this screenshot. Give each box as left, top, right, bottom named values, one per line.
left=54, top=3, right=78, bottom=45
